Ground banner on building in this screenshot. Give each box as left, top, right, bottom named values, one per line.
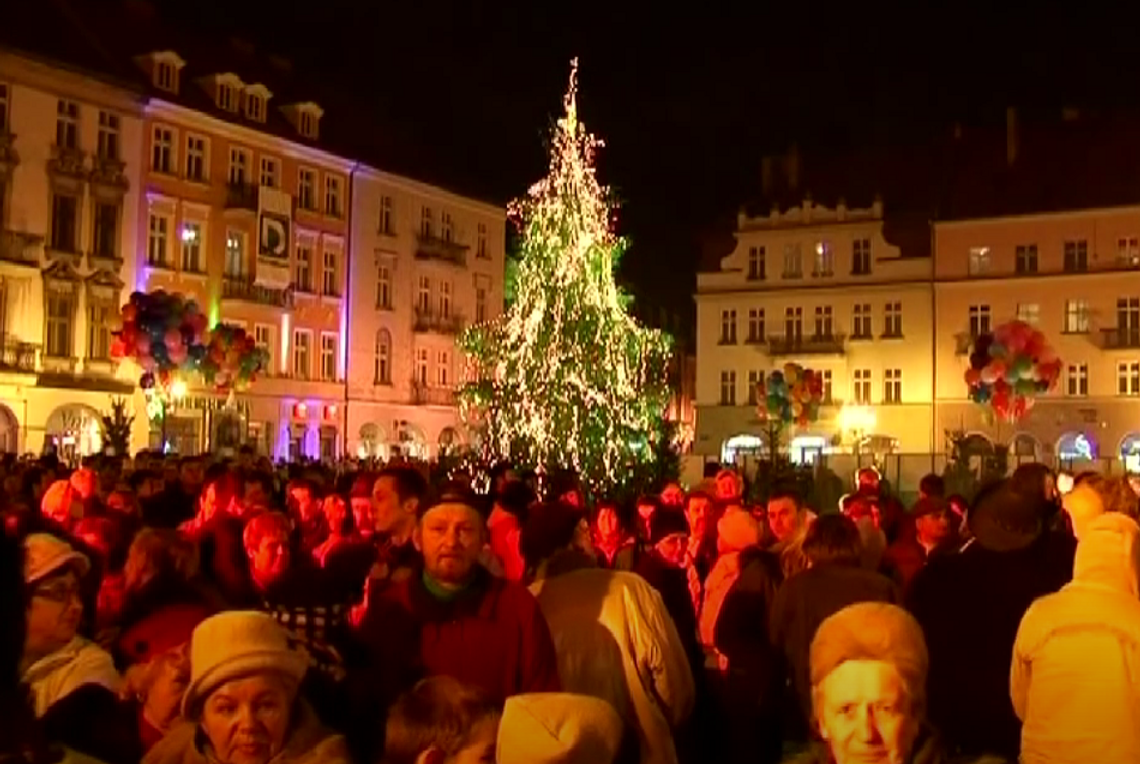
left=257, top=187, right=292, bottom=289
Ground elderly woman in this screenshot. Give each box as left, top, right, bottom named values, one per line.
left=786, top=602, right=1006, bottom=764
left=144, top=610, right=349, bottom=764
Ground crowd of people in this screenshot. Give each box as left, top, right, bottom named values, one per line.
left=0, top=448, right=1136, bottom=764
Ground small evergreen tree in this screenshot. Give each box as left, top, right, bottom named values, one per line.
left=101, top=397, right=134, bottom=456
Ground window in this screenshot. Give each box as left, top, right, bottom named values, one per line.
left=821, top=370, right=833, bottom=403
left=254, top=325, right=272, bottom=373
left=293, top=331, right=312, bottom=380
left=1064, top=299, right=1090, bottom=333
left=853, top=369, right=872, bottom=404
left=747, top=308, right=765, bottom=343
left=1117, top=297, right=1140, bottom=346
left=719, top=371, right=737, bottom=406
left=1118, top=362, right=1140, bottom=397
left=1064, top=240, right=1089, bottom=272
left=747, top=370, right=765, bottom=405
left=298, top=168, right=316, bottom=210
left=783, top=243, right=802, bottom=278
left=324, top=175, right=342, bottom=217
left=259, top=156, right=279, bottom=188
left=218, top=83, right=237, bottom=112
left=1017, top=303, right=1040, bottom=325
left=719, top=310, right=737, bottom=344
left=45, top=291, right=74, bottom=358
left=852, top=304, right=872, bottom=339
left=968, top=304, right=991, bottom=337
left=884, top=369, right=902, bottom=404
left=181, top=222, right=202, bottom=273
left=320, top=334, right=336, bottom=381
left=1015, top=244, right=1038, bottom=274
left=151, top=126, right=173, bottom=174
left=442, top=212, right=454, bottom=242
left=1067, top=363, right=1088, bottom=397
left=50, top=194, right=78, bottom=253
left=0, top=83, right=7, bottom=131
left=155, top=61, right=177, bottom=92
left=421, top=207, right=433, bottom=237
left=883, top=302, right=903, bottom=337
left=56, top=100, right=78, bottom=149
left=294, top=245, right=313, bottom=292
left=813, top=241, right=833, bottom=277
left=417, top=276, right=431, bottom=313
left=437, top=350, right=451, bottom=387
left=97, top=112, right=119, bottom=160
left=476, top=286, right=487, bottom=322
left=228, top=147, right=249, bottom=185
left=477, top=222, right=488, bottom=257
left=968, top=246, right=991, bottom=275
left=747, top=246, right=766, bottom=280
left=321, top=249, right=338, bottom=296
left=852, top=238, right=872, bottom=275
left=92, top=202, right=118, bottom=259
left=376, top=263, right=392, bottom=309
left=381, top=196, right=395, bottom=235
left=246, top=94, right=265, bottom=122
left=185, top=135, right=207, bottom=182
left=439, top=281, right=452, bottom=319
left=146, top=213, right=169, bottom=266
left=374, top=329, right=391, bottom=384
left=87, top=303, right=111, bottom=360
left=224, top=230, right=246, bottom=278
left=299, top=110, right=317, bottom=139
left=784, top=307, right=803, bottom=340
left=1118, top=237, right=1140, bottom=267
left=814, top=306, right=833, bottom=338
left=415, top=348, right=429, bottom=385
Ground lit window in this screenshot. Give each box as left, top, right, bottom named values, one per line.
left=320, top=334, right=336, bottom=381
left=719, top=371, right=736, bottom=405
left=185, top=135, right=207, bottom=182
left=1067, top=364, right=1088, bottom=397
left=259, top=156, right=279, bottom=188
left=853, top=369, right=872, bottom=404
left=97, top=112, right=120, bottom=160
left=968, top=246, right=991, bottom=275
left=292, top=331, right=311, bottom=380
left=151, top=126, right=174, bottom=174
left=884, top=369, right=902, bottom=404
left=719, top=310, right=737, bottom=344
left=298, top=168, right=316, bottom=210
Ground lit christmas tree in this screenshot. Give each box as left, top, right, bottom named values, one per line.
left=458, top=60, right=673, bottom=490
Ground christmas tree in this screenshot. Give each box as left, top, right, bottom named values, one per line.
left=458, top=60, right=673, bottom=490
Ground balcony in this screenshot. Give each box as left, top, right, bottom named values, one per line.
left=42, top=355, right=77, bottom=374
left=225, top=182, right=259, bottom=212
left=0, top=336, right=37, bottom=374
left=1100, top=327, right=1140, bottom=350
left=0, top=230, right=41, bottom=267
left=222, top=277, right=294, bottom=308
left=90, top=154, right=128, bottom=191
left=47, top=145, right=86, bottom=178
left=765, top=332, right=847, bottom=356
left=411, top=380, right=456, bottom=406
left=413, top=308, right=464, bottom=335
left=414, top=233, right=469, bottom=267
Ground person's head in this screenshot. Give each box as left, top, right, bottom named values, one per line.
left=495, top=481, right=536, bottom=524
left=69, top=468, right=97, bottom=501
left=802, top=514, right=862, bottom=568
left=649, top=510, right=690, bottom=568
left=520, top=502, right=592, bottom=571
left=129, top=468, right=164, bottom=500
left=715, top=511, right=761, bottom=555
left=912, top=498, right=953, bottom=548
left=1011, top=462, right=1056, bottom=505
left=286, top=479, right=321, bottom=523
left=715, top=469, right=742, bottom=502
left=383, top=676, right=501, bottom=764
left=591, top=502, right=622, bottom=541
left=684, top=490, right=713, bottom=539
left=969, top=479, right=1042, bottom=552
left=243, top=473, right=274, bottom=511
left=416, top=489, right=485, bottom=588
left=243, top=512, right=292, bottom=586
left=767, top=487, right=805, bottom=543
left=201, top=472, right=241, bottom=520
left=179, top=457, right=205, bottom=491
left=23, top=534, right=89, bottom=661
left=40, top=480, right=83, bottom=528
left=184, top=612, right=307, bottom=764
left=374, top=467, right=429, bottom=536
left=635, top=495, right=660, bottom=524
left=917, top=474, right=944, bottom=501
left=488, top=461, right=517, bottom=499
left=322, top=495, right=351, bottom=536
left=842, top=495, right=881, bottom=528
left=349, top=474, right=376, bottom=539
left=810, top=603, right=928, bottom=764
left=124, top=527, right=200, bottom=592
left=73, top=516, right=122, bottom=566
left=659, top=482, right=685, bottom=509
left=855, top=467, right=881, bottom=497
left=105, top=489, right=139, bottom=518
left=1063, top=474, right=1140, bottom=540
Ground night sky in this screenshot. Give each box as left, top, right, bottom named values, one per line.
left=127, top=3, right=1140, bottom=318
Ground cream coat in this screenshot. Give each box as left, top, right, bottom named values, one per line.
left=531, top=566, right=695, bottom=764
left=1011, top=513, right=1140, bottom=764
left=22, top=636, right=121, bottom=717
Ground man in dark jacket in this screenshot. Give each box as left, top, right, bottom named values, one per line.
left=634, top=508, right=701, bottom=670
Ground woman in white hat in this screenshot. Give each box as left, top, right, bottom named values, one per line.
left=144, top=611, right=349, bottom=764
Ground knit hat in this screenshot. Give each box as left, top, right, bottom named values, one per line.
left=182, top=611, right=308, bottom=719
left=810, top=603, right=928, bottom=706
left=23, top=533, right=89, bottom=584
left=716, top=511, right=761, bottom=553
left=117, top=602, right=214, bottom=666
left=649, top=509, right=690, bottom=545
left=69, top=468, right=97, bottom=499
left=40, top=480, right=81, bottom=523
left=497, top=693, right=623, bottom=764
left=1072, top=513, right=1140, bottom=597
left=520, top=502, right=585, bottom=569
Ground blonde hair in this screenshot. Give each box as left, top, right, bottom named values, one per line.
left=383, top=676, right=501, bottom=764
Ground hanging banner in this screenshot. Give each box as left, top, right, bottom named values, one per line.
left=257, top=186, right=292, bottom=289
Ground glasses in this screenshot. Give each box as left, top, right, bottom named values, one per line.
left=33, top=582, right=81, bottom=604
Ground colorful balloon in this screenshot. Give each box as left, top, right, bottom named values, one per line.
left=964, top=320, right=1060, bottom=422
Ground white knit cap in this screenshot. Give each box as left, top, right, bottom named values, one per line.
left=182, top=611, right=308, bottom=719
left=497, top=693, right=623, bottom=764
left=23, top=533, right=89, bottom=584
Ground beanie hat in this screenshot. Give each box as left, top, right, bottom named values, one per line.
left=23, top=533, right=89, bottom=584
left=117, top=602, right=214, bottom=666
left=649, top=509, right=690, bottom=545
left=497, top=693, right=623, bottom=764
left=810, top=603, right=928, bottom=706
left=182, top=611, right=308, bottom=719
left=520, top=502, right=585, bottom=569
left=716, top=511, right=761, bottom=553
left=41, top=480, right=81, bottom=522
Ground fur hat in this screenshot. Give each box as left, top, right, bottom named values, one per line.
left=23, top=533, right=89, bottom=584
left=182, top=611, right=307, bottom=719
left=498, top=693, right=623, bottom=764
left=649, top=508, right=690, bottom=545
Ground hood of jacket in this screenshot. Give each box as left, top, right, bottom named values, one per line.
left=1071, top=513, right=1140, bottom=596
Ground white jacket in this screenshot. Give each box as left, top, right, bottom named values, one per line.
left=531, top=565, right=695, bottom=764
left=22, top=636, right=121, bottom=717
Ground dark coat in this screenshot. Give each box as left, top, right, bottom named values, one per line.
left=634, top=551, right=702, bottom=670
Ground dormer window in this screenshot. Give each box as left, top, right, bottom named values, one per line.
left=156, top=62, right=176, bottom=91
left=246, top=94, right=264, bottom=122
left=283, top=102, right=323, bottom=140
left=139, top=51, right=186, bottom=95
left=218, top=83, right=237, bottom=111
left=299, top=111, right=316, bottom=139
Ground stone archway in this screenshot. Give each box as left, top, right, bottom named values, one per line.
left=438, top=426, right=462, bottom=457
left=0, top=403, right=17, bottom=453
left=44, top=403, right=103, bottom=463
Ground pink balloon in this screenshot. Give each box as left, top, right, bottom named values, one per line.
left=136, top=334, right=151, bottom=354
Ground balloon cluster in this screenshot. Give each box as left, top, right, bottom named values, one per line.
left=964, top=320, right=1062, bottom=422
left=757, top=362, right=825, bottom=427
left=198, top=324, right=269, bottom=393
left=110, top=291, right=208, bottom=390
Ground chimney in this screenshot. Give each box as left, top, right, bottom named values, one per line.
left=785, top=144, right=800, bottom=191
left=761, top=156, right=774, bottom=197
left=1006, top=107, right=1019, bottom=166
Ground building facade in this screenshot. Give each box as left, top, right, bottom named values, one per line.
left=347, top=167, right=505, bottom=460
left=695, top=197, right=936, bottom=472
left=0, top=48, right=150, bottom=458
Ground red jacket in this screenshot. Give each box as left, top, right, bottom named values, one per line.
left=360, top=565, right=560, bottom=702
left=488, top=507, right=526, bottom=582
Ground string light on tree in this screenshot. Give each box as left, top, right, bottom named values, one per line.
left=458, top=59, right=672, bottom=489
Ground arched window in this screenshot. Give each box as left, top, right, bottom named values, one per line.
left=374, top=329, right=391, bottom=384
left=1057, top=431, right=1096, bottom=462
